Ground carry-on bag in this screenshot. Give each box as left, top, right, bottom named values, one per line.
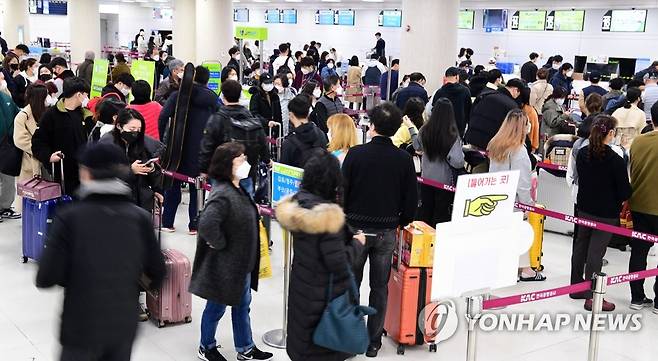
left=21, top=160, right=72, bottom=263
left=528, top=205, right=546, bottom=271
left=146, top=248, right=192, bottom=327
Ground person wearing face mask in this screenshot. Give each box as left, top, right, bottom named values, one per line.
left=155, top=58, right=184, bottom=105
left=0, top=79, right=21, bottom=220
left=394, top=72, right=429, bottom=110
left=550, top=62, right=574, bottom=95
left=100, top=108, right=164, bottom=212
left=293, top=56, right=322, bottom=91
left=89, top=97, right=127, bottom=143
left=280, top=95, right=328, bottom=168
left=191, top=142, right=273, bottom=361
left=76, top=51, right=95, bottom=87
left=37, top=64, right=54, bottom=83
left=32, top=77, right=95, bottom=195
left=144, top=47, right=165, bottom=90
left=274, top=73, right=298, bottom=136
left=50, top=57, right=74, bottom=98
left=2, top=52, right=20, bottom=97
left=111, top=53, right=132, bottom=83
left=228, top=46, right=242, bottom=71
left=544, top=55, right=563, bottom=82
left=129, top=80, right=163, bottom=141
left=313, top=75, right=344, bottom=134
left=249, top=73, right=283, bottom=137
left=521, top=52, right=540, bottom=84
left=542, top=87, right=576, bottom=138
left=13, top=58, right=38, bottom=108
left=14, top=83, right=49, bottom=189
left=320, top=58, right=338, bottom=81
left=102, top=73, right=135, bottom=104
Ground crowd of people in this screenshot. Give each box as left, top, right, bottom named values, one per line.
left=1, top=32, right=658, bottom=361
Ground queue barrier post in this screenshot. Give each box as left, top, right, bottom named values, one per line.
left=262, top=230, right=293, bottom=349
left=465, top=295, right=483, bottom=361
left=195, top=177, right=205, bottom=218
left=587, top=272, right=607, bottom=361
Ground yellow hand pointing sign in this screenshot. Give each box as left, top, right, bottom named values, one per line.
left=463, top=194, right=509, bottom=217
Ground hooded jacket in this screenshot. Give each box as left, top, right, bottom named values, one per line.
left=432, top=82, right=473, bottom=138
left=464, top=88, right=519, bottom=150
left=36, top=178, right=166, bottom=348
left=279, top=122, right=328, bottom=168
left=276, top=191, right=364, bottom=361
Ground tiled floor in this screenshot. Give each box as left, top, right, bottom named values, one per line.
left=1, top=192, right=656, bottom=361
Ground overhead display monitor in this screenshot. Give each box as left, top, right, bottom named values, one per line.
left=265, top=9, right=281, bottom=24
left=602, top=9, right=647, bottom=32
left=546, top=10, right=585, bottom=31
left=281, top=9, right=297, bottom=24
left=233, top=8, right=249, bottom=23
left=459, top=10, right=475, bottom=29
left=511, top=10, right=546, bottom=31
left=315, top=9, right=334, bottom=25
left=378, top=10, right=402, bottom=27
left=153, top=8, right=173, bottom=20
left=336, top=9, right=355, bottom=26
left=29, top=0, right=68, bottom=15
left=483, top=9, right=508, bottom=32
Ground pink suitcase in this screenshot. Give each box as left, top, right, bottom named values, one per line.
left=146, top=248, right=193, bottom=327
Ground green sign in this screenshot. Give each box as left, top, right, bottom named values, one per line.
left=458, top=10, right=475, bottom=29
left=553, top=10, right=585, bottom=31
left=131, top=60, right=156, bottom=96
left=90, top=59, right=109, bottom=98
left=518, top=11, right=546, bottom=31
left=235, top=26, right=268, bottom=40
left=202, top=61, right=222, bottom=95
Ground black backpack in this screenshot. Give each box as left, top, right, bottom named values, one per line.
left=221, top=114, right=265, bottom=164
left=277, top=55, right=294, bottom=75
left=364, top=66, right=382, bottom=86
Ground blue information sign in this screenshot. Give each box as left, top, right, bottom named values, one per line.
left=336, top=10, right=355, bottom=26
left=282, top=9, right=297, bottom=24
left=316, top=10, right=334, bottom=25
left=271, top=162, right=304, bottom=204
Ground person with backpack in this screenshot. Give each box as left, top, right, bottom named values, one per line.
left=249, top=73, right=283, bottom=139
left=362, top=53, right=386, bottom=87
left=272, top=43, right=295, bottom=75
left=292, top=56, right=322, bottom=91
left=280, top=95, right=328, bottom=168
left=200, top=79, right=270, bottom=197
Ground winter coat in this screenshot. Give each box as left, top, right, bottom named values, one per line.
left=189, top=181, right=260, bottom=306
left=344, top=66, right=363, bottom=104
left=158, top=83, right=219, bottom=177
left=155, top=76, right=180, bottom=105
left=249, top=88, right=283, bottom=129
left=76, top=59, right=94, bottom=86
left=31, top=99, right=95, bottom=195
left=129, top=101, right=163, bottom=141
left=293, top=70, right=322, bottom=91
left=314, top=95, right=344, bottom=133
left=276, top=190, right=364, bottom=361
left=465, top=88, right=519, bottom=149
left=550, top=72, right=573, bottom=94
left=394, top=82, right=429, bottom=110
left=13, top=105, right=42, bottom=182
left=432, top=82, right=472, bottom=138
left=520, top=61, right=538, bottom=83
left=541, top=98, right=573, bottom=137
left=12, top=73, right=31, bottom=108
left=280, top=122, right=328, bottom=168
left=99, top=133, right=164, bottom=212
left=529, top=80, right=553, bottom=114
left=36, top=179, right=166, bottom=348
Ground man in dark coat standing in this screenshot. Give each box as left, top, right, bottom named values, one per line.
left=432, top=67, right=472, bottom=138
left=521, top=52, right=539, bottom=84
left=36, top=143, right=166, bottom=361
left=374, top=32, right=385, bottom=58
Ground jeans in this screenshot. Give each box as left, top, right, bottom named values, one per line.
left=60, top=342, right=133, bottom=361
left=352, top=228, right=397, bottom=348
left=0, top=173, right=15, bottom=209
left=162, top=180, right=198, bottom=231
left=570, top=210, right=615, bottom=299
left=629, top=211, right=658, bottom=303
left=200, top=275, right=255, bottom=353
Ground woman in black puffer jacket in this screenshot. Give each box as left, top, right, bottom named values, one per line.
left=276, top=149, right=365, bottom=361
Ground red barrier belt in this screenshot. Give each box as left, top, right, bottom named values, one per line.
left=606, top=267, right=658, bottom=286
left=482, top=281, right=591, bottom=309
left=537, top=162, right=568, bottom=172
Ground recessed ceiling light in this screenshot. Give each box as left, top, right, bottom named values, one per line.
left=121, top=0, right=135, bottom=3
left=135, top=0, right=148, bottom=3
left=252, top=0, right=271, bottom=3
left=362, top=0, right=384, bottom=2
left=285, top=0, right=303, bottom=2
left=321, top=0, right=341, bottom=2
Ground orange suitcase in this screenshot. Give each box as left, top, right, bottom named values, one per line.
left=384, top=261, right=436, bottom=355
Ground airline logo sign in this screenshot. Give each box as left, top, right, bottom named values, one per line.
left=235, top=26, right=268, bottom=40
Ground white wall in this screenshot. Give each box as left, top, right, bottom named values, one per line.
left=29, top=14, right=69, bottom=44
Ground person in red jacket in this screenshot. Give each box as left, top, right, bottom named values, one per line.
left=129, top=80, right=162, bottom=141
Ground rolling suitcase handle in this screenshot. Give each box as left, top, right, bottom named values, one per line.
left=51, top=157, right=65, bottom=195
left=269, top=123, right=281, bottom=162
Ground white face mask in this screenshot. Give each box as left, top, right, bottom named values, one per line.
left=313, top=88, right=322, bottom=98
left=301, top=67, right=311, bottom=75
left=552, top=63, right=560, bottom=70
left=335, top=86, right=343, bottom=96
left=262, top=83, right=274, bottom=92
left=555, top=98, right=565, bottom=106
left=81, top=95, right=89, bottom=108
left=120, top=86, right=130, bottom=96
left=327, top=63, right=335, bottom=69
left=566, top=70, right=574, bottom=77
left=233, top=54, right=241, bottom=60
left=45, top=95, right=53, bottom=106
left=152, top=55, right=160, bottom=61
left=228, top=75, right=238, bottom=81
left=275, top=85, right=284, bottom=93
left=402, top=80, right=410, bottom=88
left=235, top=161, right=251, bottom=180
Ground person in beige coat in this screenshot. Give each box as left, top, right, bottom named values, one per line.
left=14, top=83, right=49, bottom=183
left=344, top=56, right=363, bottom=110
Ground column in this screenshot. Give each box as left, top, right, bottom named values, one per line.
left=69, top=0, right=101, bottom=67
left=173, top=0, right=196, bottom=64
left=399, top=0, right=459, bottom=95
left=3, top=0, right=31, bottom=47
left=195, top=0, right=233, bottom=67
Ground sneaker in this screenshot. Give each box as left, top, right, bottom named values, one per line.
left=1, top=208, right=21, bottom=219
left=653, top=306, right=658, bottom=315
left=161, top=227, right=176, bottom=233
left=198, top=347, right=227, bottom=361
left=365, top=345, right=380, bottom=358
left=630, top=298, right=654, bottom=310
left=138, top=304, right=149, bottom=322
left=519, top=271, right=547, bottom=282
left=188, top=229, right=198, bottom=236
left=237, top=346, right=273, bottom=360
left=585, top=298, right=616, bottom=312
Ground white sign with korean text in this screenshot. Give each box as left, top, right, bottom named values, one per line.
left=451, top=170, right=520, bottom=221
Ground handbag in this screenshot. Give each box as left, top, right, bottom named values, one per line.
left=16, top=160, right=65, bottom=201
left=313, top=266, right=376, bottom=355
left=0, top=133, right=23, bottom=177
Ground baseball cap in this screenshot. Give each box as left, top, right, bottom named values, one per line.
left=589, top=71, right=601, bottom=82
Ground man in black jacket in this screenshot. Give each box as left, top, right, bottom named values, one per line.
left=342, top=102, right=417, bottom=357
left=465, top=78, right=524, bottom=150
left=374, top=32, right=385, bottom=58
left=101, top=72, right=135, bottom=103
left=199, top=79, right=270, bottom=195
left=36, top=143, right=166, bottom=361
left=521, top=52, right=539, bottom=83
left=313, top=75, right=344, bottom=133
left=280, top=95, right=327, bottom=168
left=432, top=67, right=472, bottom=138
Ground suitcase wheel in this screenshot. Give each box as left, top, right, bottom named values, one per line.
left=22, top=256, right=27, bottom=263
left=382, top=330, right=387, bottom=336
left=185, top=316, right=192, bottom=323
left=429, top=344, right=437, bottom=353
left=396, top=345, right=405, bottom=355
left=157, top=320, right=166, bottom=328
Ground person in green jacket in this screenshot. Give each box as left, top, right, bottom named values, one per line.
left=0, top=74, right=21, bottom=221
left=542, top=86, right=576, bottom=139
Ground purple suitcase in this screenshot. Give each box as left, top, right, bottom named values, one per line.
left=146, top=249, right=192, bottom=327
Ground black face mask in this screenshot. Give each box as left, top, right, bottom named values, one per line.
left=10, top=63, right=18, bottom=71
left=120, top=131, right=140, bottom=144
left=39, top=74, right=52, bottom=82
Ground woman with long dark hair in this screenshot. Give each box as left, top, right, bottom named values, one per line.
left=570, top=114, right=631, bottom=312
left=14, top=83, right=48, bottom=183
left=277, top=149, right=366, bottom=361
left=13, top=58, right=38, bottom=107
left=413, top=98, right=464, bottom=225
left=345, top=55, right=363, bottom=110
left=100, top=108, right=163, bottom=212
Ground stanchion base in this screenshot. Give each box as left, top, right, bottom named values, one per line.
left=262, top=329, right=286, bottom=349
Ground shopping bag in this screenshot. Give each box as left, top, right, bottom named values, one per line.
left=258, top=219, right=272, bottom=279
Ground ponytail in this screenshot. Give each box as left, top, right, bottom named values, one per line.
left=588, top=114, right=617, bottom=160
left=624, top=87, right=642, bottom=109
